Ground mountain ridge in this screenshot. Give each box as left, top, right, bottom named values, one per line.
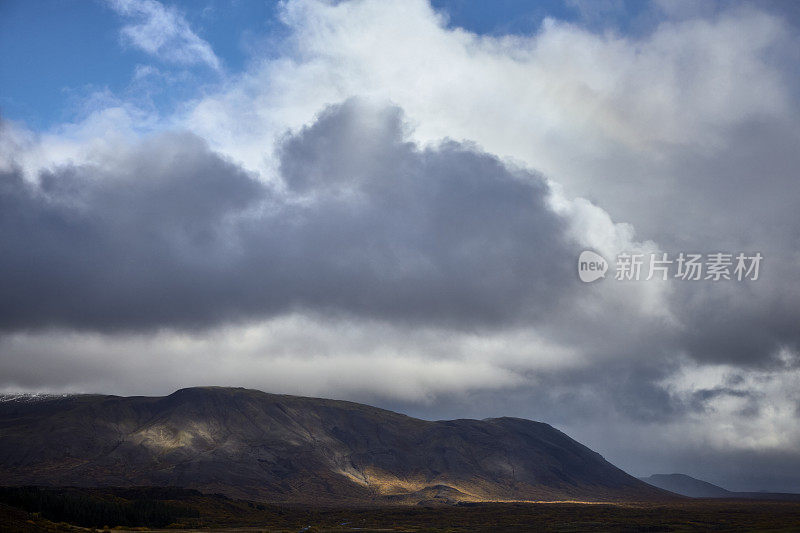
left=641, top=473, right=800, bottom=501
left=0, top=386, right=674, bottom=504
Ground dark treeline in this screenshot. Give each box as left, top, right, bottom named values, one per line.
left=0, top=486, right=199, bottom=528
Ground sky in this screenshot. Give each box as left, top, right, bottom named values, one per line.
left=1, top=0, right=799, bottom=493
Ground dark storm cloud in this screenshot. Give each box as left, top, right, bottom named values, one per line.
left=0, top=132, right=264, bottom=331
left=0, top=100, right=577, bottom=332
left=676, top=286, right=800, bottom=368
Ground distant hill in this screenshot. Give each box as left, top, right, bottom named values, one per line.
left=640, top=474, right=731, bottom=498
left=641, top=474, right=800, bottom=501
left=0, top=387, right=672, bottom=504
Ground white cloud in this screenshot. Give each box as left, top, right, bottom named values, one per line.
left=107, top=0, right=221, bottom=70
left=0, top=316, right=532, bottom=402
left=179, top=0, right=790, bottom=169
left=660, top=358, right=800, bottom=451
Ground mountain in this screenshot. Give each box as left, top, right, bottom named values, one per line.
left=641, top=474, right=800, bottom=501
left=0, top=387, right=672, bottom=504
left=640, top=474, right=731, bottom=498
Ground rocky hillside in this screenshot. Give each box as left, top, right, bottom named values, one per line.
left=0, top=387, right=673, bottom=504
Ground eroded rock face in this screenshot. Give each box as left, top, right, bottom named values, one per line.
left=0, top=387, right=671, bottom=504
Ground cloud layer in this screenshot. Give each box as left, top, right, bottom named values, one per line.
left=0, top=100, right=578, bottom=332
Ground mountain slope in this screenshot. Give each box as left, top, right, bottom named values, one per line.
left=0, top=387, right=672, bottom=504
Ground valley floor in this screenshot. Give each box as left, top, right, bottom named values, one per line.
left=2, top=487, right=800, bottom=532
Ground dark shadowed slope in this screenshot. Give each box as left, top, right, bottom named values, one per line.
left=0, top=387, right=672, bottom=504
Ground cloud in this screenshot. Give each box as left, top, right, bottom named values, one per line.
left=0, top=99, right=585, bottom=332
left=176, top=5, right=800, bottom=373
left=107, top=0, right=221, bottom=70
left=181, top=0, right=793, bottom=177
